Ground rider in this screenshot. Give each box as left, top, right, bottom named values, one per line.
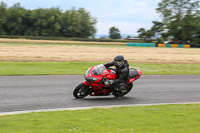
left=104, top=55, right=129, bottom=93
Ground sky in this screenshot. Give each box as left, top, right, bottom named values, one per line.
left=2, top=0, right=162, bottom=36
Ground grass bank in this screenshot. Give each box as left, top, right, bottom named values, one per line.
left=0, top=104, right=199, bottom=133
left=0, top=62, right=200, bottom=76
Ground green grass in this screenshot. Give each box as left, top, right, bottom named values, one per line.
left=0, top=104, right=199, bottom=133
left=0, top=62, right=200, bottom=76
left=132, top=63, right=200, bottom=75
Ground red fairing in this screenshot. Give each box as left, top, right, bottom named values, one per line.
left=83, top=80, right=91, bottom=86
left=137, top=70, right=142, bottom=76
left=80, top=64, right=142, bottom=97
left=128, top=70, right=142, bottom=83
left=103, top=69, right=117, bottom=80
left=84, top=65, right=117, bottom=96
left=85, top=67, right=117, bottom=83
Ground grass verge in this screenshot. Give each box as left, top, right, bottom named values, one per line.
left=0, top=62, right=200, bottom=76
left=0, top=104, right=199, bottom=133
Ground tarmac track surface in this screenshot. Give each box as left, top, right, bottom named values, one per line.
left=0, top=75, right=200, bottom=113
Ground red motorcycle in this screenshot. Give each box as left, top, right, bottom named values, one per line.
left=73, top=64, right=142, bottom=98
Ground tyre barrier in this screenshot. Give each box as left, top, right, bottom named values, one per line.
left=157, top=43, right=190, bottom=48
left=127, top=43, right=156, bottom=47
left=127, top=43, right=191, bottom=48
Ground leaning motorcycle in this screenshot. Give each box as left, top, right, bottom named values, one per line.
left=73, top=64, right=142, bottom=98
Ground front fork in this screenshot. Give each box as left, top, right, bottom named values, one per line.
left=82, top=81, right=94, bottom=95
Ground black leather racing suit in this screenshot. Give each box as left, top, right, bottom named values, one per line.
left=104, top=60, right=129, bottom=91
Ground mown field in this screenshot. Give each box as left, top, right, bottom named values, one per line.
left=0, top=39, right=200, bottom=64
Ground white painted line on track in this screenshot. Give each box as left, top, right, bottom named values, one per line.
left=0, top=102, right=200, bottom=116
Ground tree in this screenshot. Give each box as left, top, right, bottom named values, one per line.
left=78, top=8, right=97, bottom=38
left=137, top=28, right=146, bottom=39
left=192, top=17, right=200, bottom=44
left=137, top=28, right=154, bottom=40
left=0, top=2, right=97, bottom=38
left=137, top=0, right=200, bottom=44
left=46, top=8, right=62, bottom=36
left=61, top=7, right=97, bottom=38
left=62, top=8, right=81, bottom=37
left=109, top=26, right=121, bottom=39
left=0, top=2, right=7, bottom=35
left=126, top=35, right=131, bottom=39
left=151, top=21, right=164, bottom=38
left=156, top=0, right=200, bottom=43
left=4, top=3, right=28, bottom=35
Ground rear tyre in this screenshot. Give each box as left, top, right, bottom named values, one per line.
left=73, top=83, right=90, bottom=98
left=114, top=83, right=133, bottom=97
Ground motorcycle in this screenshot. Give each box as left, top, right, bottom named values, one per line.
left=73, top=64, right=142, bottom=98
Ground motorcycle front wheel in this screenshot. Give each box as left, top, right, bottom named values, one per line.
left=73, top=83, right=90, bottom=98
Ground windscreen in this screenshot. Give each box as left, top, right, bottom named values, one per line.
left=92, top=64, right=106, bottom=75
left=85, top=67, right=91, bottom=77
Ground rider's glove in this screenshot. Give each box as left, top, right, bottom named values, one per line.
left=105, top=80, right=114, bottom=85
left=109, top=80, right=114, bottom=84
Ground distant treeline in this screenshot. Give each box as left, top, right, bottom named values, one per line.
left=0, top=2, right=97, bottom=38
left=0, top=35, right=147, bottom=43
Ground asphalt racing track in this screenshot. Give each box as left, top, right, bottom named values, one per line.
left=0, top=75, right=200, bottom=114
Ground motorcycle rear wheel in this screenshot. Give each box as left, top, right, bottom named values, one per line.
left=114, top=83, right=133, bottom=97
left=73, top=83, right=90, bottom=98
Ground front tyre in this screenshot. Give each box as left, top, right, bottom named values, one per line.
left=73, top=83, right=90, bottom=98
left=114, top=83, right=133, bottom=97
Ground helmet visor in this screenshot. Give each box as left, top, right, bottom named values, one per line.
left=115, top=60, right=124, bottom=66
